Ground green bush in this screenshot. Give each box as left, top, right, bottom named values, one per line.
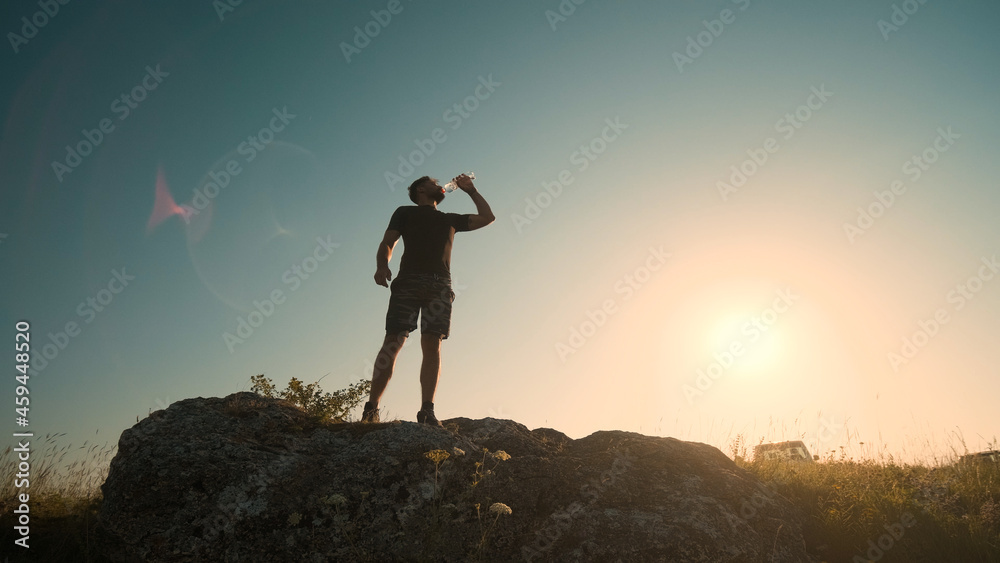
left=250, top=373, right=371, bottom=423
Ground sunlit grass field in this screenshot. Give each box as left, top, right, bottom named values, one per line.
left=730, top=436, right=999, bottom=562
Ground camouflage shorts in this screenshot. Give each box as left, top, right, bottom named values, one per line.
left=385, top=273, right=456, bottom=339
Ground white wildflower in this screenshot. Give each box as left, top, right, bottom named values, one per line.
left=489, top=502, right=512, bottom=516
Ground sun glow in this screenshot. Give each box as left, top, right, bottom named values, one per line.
left=706, top=312, right=783, bottom=376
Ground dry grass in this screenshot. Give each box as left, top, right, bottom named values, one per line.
left=1, top=431, right=116, bottom=562
left=727, top=425, right=1000, bottom=562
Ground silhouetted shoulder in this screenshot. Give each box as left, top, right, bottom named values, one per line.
left=387, top=206, right=414, bottom=231
left=445, top=212, right=472, bottom=232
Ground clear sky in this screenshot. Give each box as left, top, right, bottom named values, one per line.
left=2, top=0, right=998, bottom=471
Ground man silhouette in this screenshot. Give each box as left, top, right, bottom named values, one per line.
left=362, top=174, right=494, bottom=426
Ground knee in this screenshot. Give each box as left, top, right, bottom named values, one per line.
left=384, top=332, right=407, bottom=349
left=377, top=334, right=405, bottom=360
left=420, top=334, right=442, bottom=353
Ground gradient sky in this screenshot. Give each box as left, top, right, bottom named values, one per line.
left=2, top=0, right=998, bottom=472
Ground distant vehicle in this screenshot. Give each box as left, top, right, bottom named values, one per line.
left=958, top=450, right=1000, bottom=464
left=753, top=440, right=817, bottom=462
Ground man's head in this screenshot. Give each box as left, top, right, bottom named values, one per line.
left=408, top=176, right=445, bottom=205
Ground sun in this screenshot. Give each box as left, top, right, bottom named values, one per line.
left=706, top=312, right=783, bottom=376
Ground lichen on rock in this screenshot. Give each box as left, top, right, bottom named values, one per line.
left=96, top=392, right=816, bottom=562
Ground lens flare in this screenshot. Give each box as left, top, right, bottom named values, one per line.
left=145, top=165, right=191, bottom=234
left=184, top=141, right=329, bottom=313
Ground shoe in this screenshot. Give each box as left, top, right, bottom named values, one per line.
left=361, top=401, right=380, bottom=423
left=417, top=408, right=443, bottom=427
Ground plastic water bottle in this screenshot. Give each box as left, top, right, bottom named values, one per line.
left=442, top=172, right=476, bottom=193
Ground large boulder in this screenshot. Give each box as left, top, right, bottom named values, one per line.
left=97, top=392, right=816, bottom=562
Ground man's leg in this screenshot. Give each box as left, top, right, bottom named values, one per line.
left=369, top=331, right=407, bottom=405
left=419, top=332, right=442, bottom=403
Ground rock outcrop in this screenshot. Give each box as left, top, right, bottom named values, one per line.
left=97, top=392, right=816, bottom=562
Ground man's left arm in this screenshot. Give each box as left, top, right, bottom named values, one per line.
left=466, top=189, right=495, bottom=230
left=456, top=174, right=494, bottom=230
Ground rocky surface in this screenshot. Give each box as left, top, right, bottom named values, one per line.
left=96, top=392, right=817, bottom=562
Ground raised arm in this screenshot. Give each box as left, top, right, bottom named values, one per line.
left=374, top=228, right=400, bottom=287
left=456, top=174, right=495, bottom=230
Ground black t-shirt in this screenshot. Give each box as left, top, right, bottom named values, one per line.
left=387, top=205, right=471, bottom=277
